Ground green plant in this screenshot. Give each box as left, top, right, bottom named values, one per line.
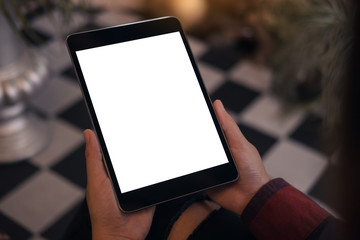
left=0, top=0, right=88, bottom=44
left=271, top=0, right=354, bottom=108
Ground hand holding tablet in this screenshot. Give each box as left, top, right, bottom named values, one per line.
left=67, top=17, right=238, bottom=212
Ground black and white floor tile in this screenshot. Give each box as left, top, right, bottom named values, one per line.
left=0, top=8, right=337, bottom=240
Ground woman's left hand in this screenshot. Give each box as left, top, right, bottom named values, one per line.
left=84, top=129, right=155, bottom=240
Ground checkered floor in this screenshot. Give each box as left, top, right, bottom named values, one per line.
left=0, top=8, right=337, bottom=240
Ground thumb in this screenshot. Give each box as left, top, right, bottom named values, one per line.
left=213, top=100, right=248, bottom=153
left=84, top=129, right=108, bottom=186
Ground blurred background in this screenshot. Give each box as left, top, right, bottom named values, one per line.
left=0, top=0, right=353, bottom=239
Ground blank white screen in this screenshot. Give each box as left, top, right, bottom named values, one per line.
left=76, top=32, right=228, bottom=193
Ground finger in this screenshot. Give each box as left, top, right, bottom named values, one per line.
left=213, top=100, right=248, bottom=151
left=84, top=129, right=107, bottom=185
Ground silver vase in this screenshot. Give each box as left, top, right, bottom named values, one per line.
left=0, top=11, right=51, bottom=163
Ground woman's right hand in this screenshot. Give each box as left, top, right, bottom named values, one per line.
left=208, top=100, right=270, bottom=215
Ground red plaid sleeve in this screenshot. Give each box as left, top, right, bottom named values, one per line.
left=241, top=178, right=331, bottom=240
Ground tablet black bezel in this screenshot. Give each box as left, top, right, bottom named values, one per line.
left=66, top=16, right=238, bottom=212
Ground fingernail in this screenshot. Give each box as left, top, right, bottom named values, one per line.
left=83, top=130, right=90, bottom=143
left=218, top=100, right=225, bottom=111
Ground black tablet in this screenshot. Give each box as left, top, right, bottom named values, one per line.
left=66, top=17, right=238, bottom=212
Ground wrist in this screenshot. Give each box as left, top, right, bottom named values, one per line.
left=232, top=191, right=256, bottom=215
left=92, top=229, right=134, bottom=240
left=233, top=176, right=271, bottom=215
left=92, top=231, right=120, bottom=240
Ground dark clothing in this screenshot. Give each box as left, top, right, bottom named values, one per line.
left=65, top=178, right=343, bottom=240
left=186, top=178, right=342, bottom=240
